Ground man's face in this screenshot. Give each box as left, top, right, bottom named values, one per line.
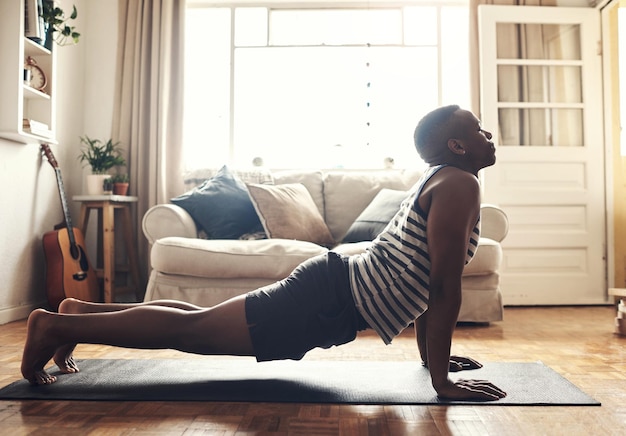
left=454, top=110, right=496, bottom=170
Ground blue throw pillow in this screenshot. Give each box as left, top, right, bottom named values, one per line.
left=342, top=189, right=408, bottom=243
left=171, top=165, right=263, bottom=239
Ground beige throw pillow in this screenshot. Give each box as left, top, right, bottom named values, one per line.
left=247, top=183, right=335, bottom=247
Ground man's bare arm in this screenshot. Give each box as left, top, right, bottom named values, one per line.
left=421, top=168, right=505, bottom=401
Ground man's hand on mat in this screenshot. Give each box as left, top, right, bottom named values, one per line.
left=435, top=378, right=507, bottom=401
left=449, top=355, right=482, bottom=372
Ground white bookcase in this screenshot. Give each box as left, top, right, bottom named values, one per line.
left=0, top=0, right=56, bottom=144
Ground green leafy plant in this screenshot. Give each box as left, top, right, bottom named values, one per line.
left=41, top=0, right=80, bottom=46
left=78, top=136, right=126, bottom=174
left=111, top=173, right=129, bottom=184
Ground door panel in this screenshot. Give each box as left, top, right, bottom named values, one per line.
left=479, top=5, right=606, bottom=305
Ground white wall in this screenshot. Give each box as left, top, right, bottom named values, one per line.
left=0, top=0, right=118, bottom=323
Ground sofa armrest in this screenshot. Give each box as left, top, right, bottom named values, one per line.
left=480, top=204, right=509, bottom=242
left=142, top=204, right=199, bottom=244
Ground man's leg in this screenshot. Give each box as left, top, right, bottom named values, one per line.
left=53, top=298, right=207, bottom=373
left=22, top=295, right=253, bottom=385
left=58, top=298, right=206, bottom=314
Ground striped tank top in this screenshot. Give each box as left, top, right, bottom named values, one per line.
left=348, top=165, right=480, bottom=344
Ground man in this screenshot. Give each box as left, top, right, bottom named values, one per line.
left=21, top=105, right=505, bottom=402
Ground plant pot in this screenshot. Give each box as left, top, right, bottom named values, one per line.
left=113, top=182, right=129, bottom=196
left=103, top=180, right=114, bottom=195
left=86, top=174, right=111, bottom=195
left=44, top=25, right=54, bottom=51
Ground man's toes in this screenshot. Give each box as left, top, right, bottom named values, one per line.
left=30, top=370, right=57, bottom=386
left=62, top=357, right=79, bottom=373
left=54, top=350, right=80, bottom=374
left=68, top=358, right=80, bottom=373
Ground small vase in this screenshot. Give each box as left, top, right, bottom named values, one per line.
left=44, top=26, right=54, bottom=51
left=113, top=182, right=129, bottom=196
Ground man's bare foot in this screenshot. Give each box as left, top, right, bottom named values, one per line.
left=28, top=369, right=57, bottom=385
left=53, top=299, right=81, bottom=374
left=21, top=309, right=62, bottom=385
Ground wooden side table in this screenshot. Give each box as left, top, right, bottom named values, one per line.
left=73, top=195, right=141, bottom=303
left=608, top=288, right=626, bottom=336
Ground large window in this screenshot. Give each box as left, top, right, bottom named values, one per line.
left=184, top=2, right=470, bottom=170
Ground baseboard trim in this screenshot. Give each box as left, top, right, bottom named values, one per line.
left=0, top=302, right=41, bottom=325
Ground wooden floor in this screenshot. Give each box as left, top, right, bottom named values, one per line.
left=0, top=306, right=625, bottom=435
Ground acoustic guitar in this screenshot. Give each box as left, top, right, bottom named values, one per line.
left=41, top=144, right=100, bottom=310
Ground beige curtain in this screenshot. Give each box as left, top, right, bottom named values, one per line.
left=112, top=0, right=185, bottom=288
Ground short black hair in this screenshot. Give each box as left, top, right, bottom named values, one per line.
left=413, top=105, right=461, bottom=162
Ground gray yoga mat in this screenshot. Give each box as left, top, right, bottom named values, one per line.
left=0, top=359, right=600, bottom=406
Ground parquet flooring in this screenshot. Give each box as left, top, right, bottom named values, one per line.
left=0, top=306, right=625, bottom=435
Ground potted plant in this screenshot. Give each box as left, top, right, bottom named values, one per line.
left=41, top=0, right=80, bottom=49
left=78, top=136, right=126, bottom=195
left=103, top=177, right=114, bottom=195
left=112, top=173, right=130, bottom=196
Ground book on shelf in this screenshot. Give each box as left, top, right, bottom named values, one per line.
left=24, top=0, right=43, bottom=43
left=23, top=118, right=48, bottom=130
left=22, top=118, right=52, bottom=138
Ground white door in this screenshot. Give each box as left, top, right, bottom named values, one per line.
left=479, top=5, right=607, bottom=305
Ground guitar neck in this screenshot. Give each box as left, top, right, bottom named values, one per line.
left=54, top=168, right=77, bottom=246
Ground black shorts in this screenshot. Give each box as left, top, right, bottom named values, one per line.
left=245, top=251, right=369, bottom=362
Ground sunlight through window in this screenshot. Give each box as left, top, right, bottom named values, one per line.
left=184, top=2, right=469, bottom=170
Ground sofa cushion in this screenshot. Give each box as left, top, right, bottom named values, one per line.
left=463, top=237, right=502, bottom=276
left=151, top=237, right=328, bottom=279
left=272, top=170, right=324, bottom=215
left=247, top=183, right=335, bottom=247
left=323, top=170, right=423, bottom=241
left=171, top=165, right=262, bottom=239
left=332, top=241, right=372, bottom=256
left=343, top=189, right=408, bottom=243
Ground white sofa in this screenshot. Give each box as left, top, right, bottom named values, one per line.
left=142, top=168, right=508, bottom=322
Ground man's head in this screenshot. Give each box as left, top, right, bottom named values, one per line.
left=413, top=105, right=495, bottom=173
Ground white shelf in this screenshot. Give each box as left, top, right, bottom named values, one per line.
left=24, top=37, right=50, bottom=57
left=0, top=0, right=56, bottom=144
left=23, top=84, right=51, bottom=100
left=0, top=130, right=57, bottom=145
